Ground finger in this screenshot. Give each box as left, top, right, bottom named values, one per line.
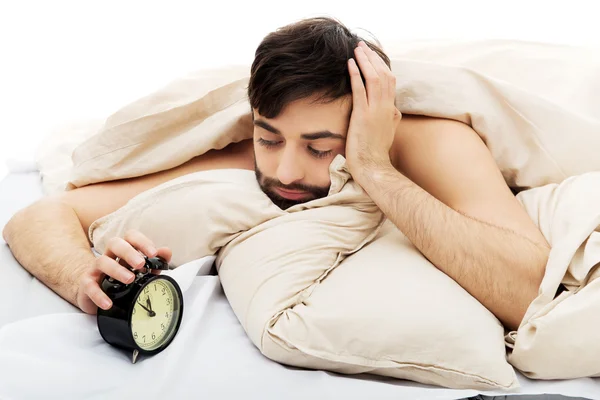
left=104, top=236, right=147, bottom=271
left=389, top=78, right=397, bottom=102
left=82, top=276, right=113, bottom=310
left=354, top=45, right=381, bottom=103
left=348, top=58, right=368, bottom=110
left=97, top=254, right=136, bottom=284
left=156, top=246, right=172, bottom=263
left=358, top=42, right=388, bottom=97
left=359, top=42, right=395, bottom=100
left=79, top=300, right=99, bottom=316
left=124, top=229, right=159, bottom=258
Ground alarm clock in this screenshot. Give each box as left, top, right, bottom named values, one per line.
left=97, top=255, right=184, bottom=364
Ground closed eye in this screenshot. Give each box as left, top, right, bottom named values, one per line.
left=308, top=147, right=332, bottom=159
left=257, top=138, right=282, bottom=149
left=258, top=138, right=333, bottom=159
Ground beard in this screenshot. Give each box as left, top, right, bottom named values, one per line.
left=254, top=164, right=330, bottom=210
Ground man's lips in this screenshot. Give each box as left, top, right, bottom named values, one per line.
left=274, top=187, right=310, bottom=200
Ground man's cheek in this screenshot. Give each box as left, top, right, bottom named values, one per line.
left=315, top=170, right=333, bottom=189
left=257, top=157, right=278, bottom=179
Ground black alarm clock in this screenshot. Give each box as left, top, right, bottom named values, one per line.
left=97, top=255, right=184, bottom=364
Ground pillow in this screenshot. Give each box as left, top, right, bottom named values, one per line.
left=88, top=169, right=277, bottom=267
left=88, top=158, right=518, bottom=391
left=218, top=218, right=518, bottom=390
left=66, top=65, right=253, bottom=191
left=506, top=172, right=600, bottom=379
left=35, top=119, right=105, bottom=196
left=87, top=155, right=383, bottom=267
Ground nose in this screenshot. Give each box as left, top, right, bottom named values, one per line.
left=276, top=147, right=305, bottom=185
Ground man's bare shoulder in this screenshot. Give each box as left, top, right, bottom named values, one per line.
left=180, top=139, right=255, bottom=174
left=389, top=113, right=494, bottom=196
left=390, top=114, right=479, bottom=173
left=389, top=114, right=548, bottom=244
left=395, top=114, right=470, bottom=134
left=393, top=114, right=472, bottom=141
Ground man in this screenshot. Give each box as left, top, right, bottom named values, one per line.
left=2, top=17, right=549, bottom=331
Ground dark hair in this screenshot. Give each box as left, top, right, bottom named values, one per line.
left=247, top=16, right=391, bottom=119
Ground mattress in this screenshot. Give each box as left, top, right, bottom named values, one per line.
left=0, top=170, right=597, bottom=400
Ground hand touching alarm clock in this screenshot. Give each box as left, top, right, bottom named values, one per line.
left=75, top=229, right=183, bottom=363
left=76, top=229, right=173, bottom=315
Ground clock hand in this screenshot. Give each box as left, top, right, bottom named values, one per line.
left=136, top=301, right=156, bottom=317
left=146, top=297, right=153, bottom=312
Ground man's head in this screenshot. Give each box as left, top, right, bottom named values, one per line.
left=247, top=17, right=391, bottom=209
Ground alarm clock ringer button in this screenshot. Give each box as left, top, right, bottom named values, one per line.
left=144, top=256, right=170, bottom=271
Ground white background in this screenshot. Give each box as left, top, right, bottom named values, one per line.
left=1, top=0, right=599, bottom=180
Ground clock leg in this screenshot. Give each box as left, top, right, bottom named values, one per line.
left=132, top=349, right=140, bottom=364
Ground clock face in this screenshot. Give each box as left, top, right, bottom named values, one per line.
left=130, top=278, right=182, bottom=351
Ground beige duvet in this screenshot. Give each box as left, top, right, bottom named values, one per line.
left=37, top=40, right=600, bottom=389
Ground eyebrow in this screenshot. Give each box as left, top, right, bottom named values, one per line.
left=253, top=119, right=344, bottom=140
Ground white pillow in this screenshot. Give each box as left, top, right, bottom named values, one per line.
left=218, top=217, right=517, bottom=390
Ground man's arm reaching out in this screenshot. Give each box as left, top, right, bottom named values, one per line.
left=345, top=41, right=549, bottom=331
left=2, top=143, right=253, bottom=314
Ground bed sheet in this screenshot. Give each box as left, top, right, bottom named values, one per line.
left=0, top=171, right=597, bottom=400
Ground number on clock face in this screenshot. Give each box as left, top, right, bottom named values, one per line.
left=130, top=278, right=181, bottom=351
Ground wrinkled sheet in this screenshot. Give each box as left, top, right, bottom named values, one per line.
left=507, top=172, right=600, bottom=378
left=1, top=171, right=598, bottom=399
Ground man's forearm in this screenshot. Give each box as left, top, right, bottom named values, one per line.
left=2, top=198, right=96, bottom=307
left=357, top=164, right=549, bottom=331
